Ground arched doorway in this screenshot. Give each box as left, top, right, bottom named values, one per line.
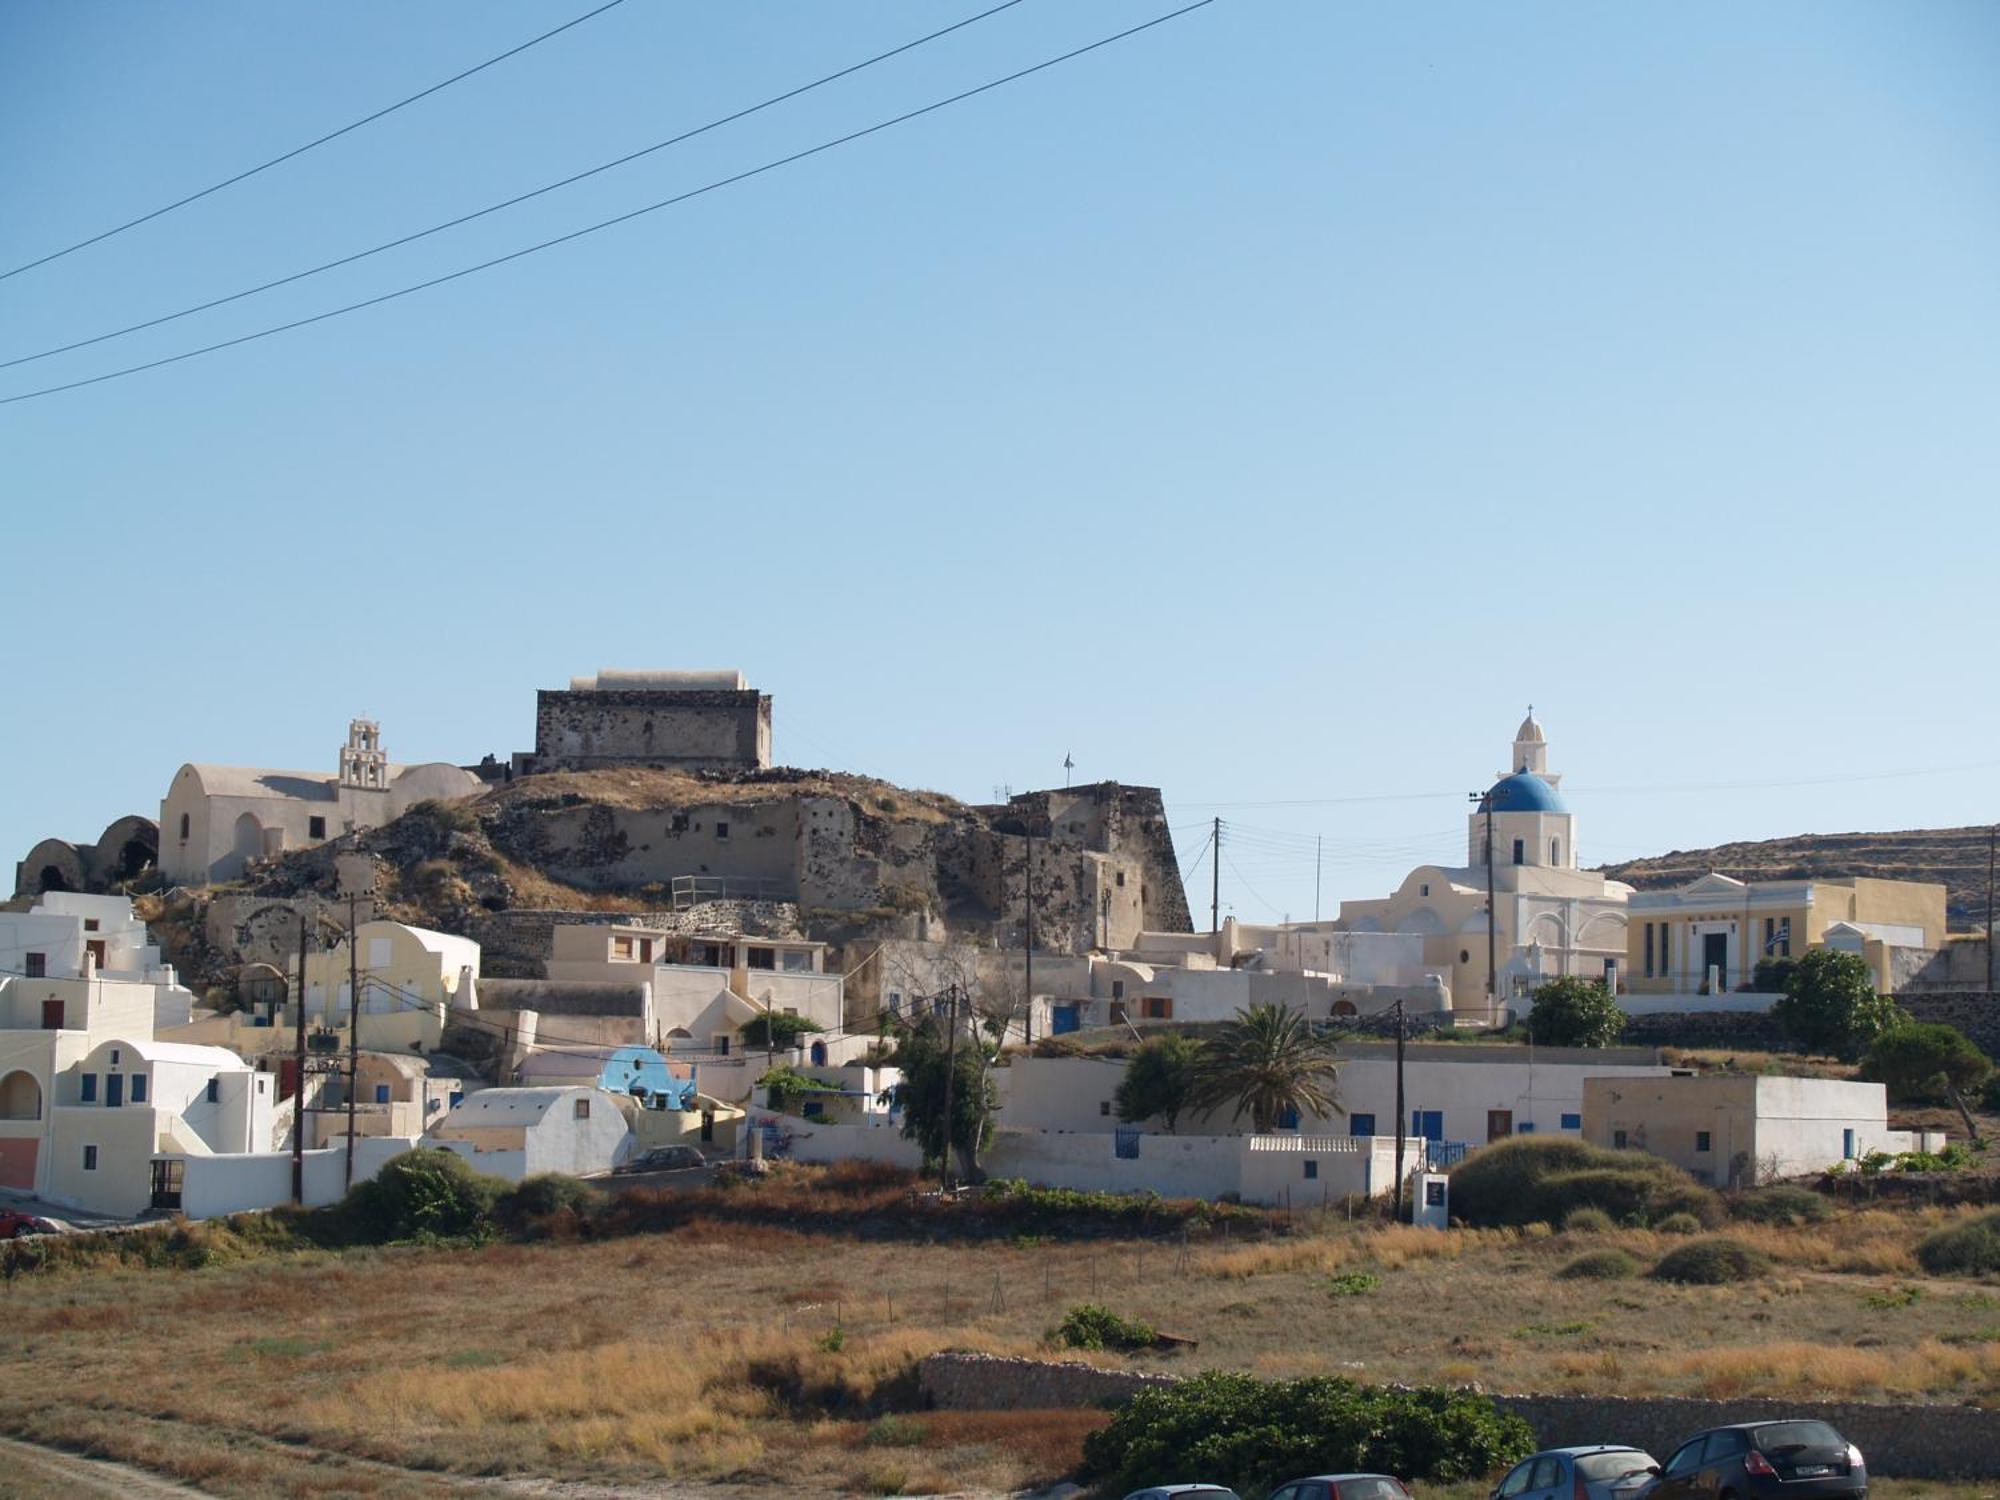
left=809, top=1040, right=828, bottom=1067
left=35, top=865, right=70, bottom=894
left=1331, top=1001, right=1357, bottom=1017
left=0, top=1071, right=42, bottom=1121
left=233, top=812, right=264, bottom=866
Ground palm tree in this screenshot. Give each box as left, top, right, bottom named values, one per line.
left=1191, top=1002, right=1342, bottom=1134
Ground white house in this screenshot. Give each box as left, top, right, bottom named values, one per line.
left=996, top=1044, right=1676, bottom=1156
left=426, top=1087, right=633, bottom=1179
left=42, top=1038, right=277, bottom=1216
left=1582, top=1074, right=1943, bottom=1188
left=0, top=892, right=195, bottom=1030
left=160, top=718, right=484, bottom=885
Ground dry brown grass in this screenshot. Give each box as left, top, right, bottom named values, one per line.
left=4, top=1187, right=1999, bottom=1495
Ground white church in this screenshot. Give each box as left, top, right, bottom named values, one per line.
left=1335, top=712, right=1633, bottom=1019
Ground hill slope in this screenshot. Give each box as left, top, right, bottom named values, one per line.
left=1600, top=825, right=1995, bottom=931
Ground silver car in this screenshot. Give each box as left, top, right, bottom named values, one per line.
left=1121, top=1487, right=1241, bottom=1500
left=1494, top=1447, right=1661, bottom=1500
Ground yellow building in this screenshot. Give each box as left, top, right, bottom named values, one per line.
left=1624, top=872, right=1946, bottom=995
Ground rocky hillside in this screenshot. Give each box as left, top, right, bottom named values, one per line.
left=1600, top=825, right=1995, bottom=931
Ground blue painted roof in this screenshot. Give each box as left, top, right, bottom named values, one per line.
left=1481, top=772, right=1569, bottom=814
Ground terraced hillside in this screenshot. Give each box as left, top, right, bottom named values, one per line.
left=1601, top=825, right=1995, bottom=931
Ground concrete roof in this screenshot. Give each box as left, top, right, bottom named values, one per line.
left=436, top=1087, right=583, bottom=1126
left=97, top=1038, right=249, bottom=1068
left=183, top=765, right=339, bottom=802
left=479, top=979, right=649, bottom=1017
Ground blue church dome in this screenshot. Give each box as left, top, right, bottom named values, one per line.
left=1481, top=772, right=1569, bottom=814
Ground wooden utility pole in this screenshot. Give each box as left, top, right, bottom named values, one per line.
left=1988, top=826, right=1996, bottom=995
left=1471, top=791, right=1498, bottom=1021
left=1210, top=816, right=1221, bottom=935
left=1314, top=835, right=1322, bottom=924
left=291, top=911, right=310, bottom=1205
left=1023, top=828, right=1035, bottom=1047
left=1392, top=998, right=1408, bottom=1223
left=344, top=894, right=360, bottom=1192
left=938, top=985, right=960, bottom=1192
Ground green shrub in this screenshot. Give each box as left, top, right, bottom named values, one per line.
left=1525, top=977, right=1625, bottom=1048
left=741, top=1012, right=825, bottom=1049
left=1730, top=1185, right=1831, bottom=1226
left=1053, top=1303, right=1158, bottom=1351
left=1655, top=1212, right=1702, bottom=1236
left=339, top=1148, right=505, bottom=1243
left=493, top=1173, right=603, bottom=1237
left=1450, top=1139, right=1719, bottom=1229
left=1651, top=1236, right=1772, bottom=1285
left=757, top=1065, right=839, bottom=1114
left=864, top=1415, right=928, bottom=1447
left=1080, top=1371, right=1535, bottom=1498
left=1563, top=1207, right=1615, bottom=1234
left=1558, top=1248, right=1638, bottom=1280
left=1916, top=1210, right=2000, bottom=1277
left=1326, top=1271, right=1380, bottom=1297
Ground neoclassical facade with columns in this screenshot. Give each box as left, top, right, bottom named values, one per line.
left=1335, top=712, right=1632, bottom=1017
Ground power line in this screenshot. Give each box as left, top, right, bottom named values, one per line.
left=0, top=0, right=1222, bottom=408
left=0, top=0, right=1032, bottom=372
left=0, top=0, right=632, bottom=283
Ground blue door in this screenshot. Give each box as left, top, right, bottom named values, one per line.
left=106, top=1074, right=124, bottom=1108
left=1411, top=1109, right=1443, bottom=1141
left=1052, top=1004, right=1080, bottom=1035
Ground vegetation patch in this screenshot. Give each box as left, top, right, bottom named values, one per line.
left=1080, top=1370, right=1535, bottom=1498
left=1917, top=1209, right=2000, bottom=1278
left=1450, top=1138, right=1720, bottom=1229
left=1326, top=1271, right=1381, bottom=1297
left=1562, top=1207, right=1615, bottom=1234
left=1730, top=1185, right=1832, bottom=1226
left=1651, top=1236, right=1773, bottom=1285
left=1053, top=1303, right=1158, bottom=1352
left=1559, top=1248, right=1639, bottom=1281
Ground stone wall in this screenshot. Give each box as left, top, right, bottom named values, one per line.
left=1899, top=991, right=2000, bottom=1056
left=1617, top=1010, right=1790, bottom=1051
left=915, top=1354, right=2000, bottom=1478
left=462, top=903, right=799, bottom=979
left=528, top=687, right=771, bottom=773
left=918, top=1352, right=1178, bottom=1411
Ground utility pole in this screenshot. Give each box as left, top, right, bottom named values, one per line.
left=1210, top=816, right=1221, bottom=936
left=1392, top=998, right=1408, bottom=1224
left=1471, top=791, right=1498, bottom=1022
left=1314, top=835, right=1322, bottom=924
left=1023, top=827, right=1035, bottom=1047
left=291, top=911, right=310, bottom=1205
left=344, top=894, right=360, bottom=1192
left=1988, top=826, right=1996, bottom=995
left=938, top=984, right=960, bottom=1192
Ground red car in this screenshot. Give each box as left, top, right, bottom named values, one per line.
left=0, top=1208, right=60, bottom=1239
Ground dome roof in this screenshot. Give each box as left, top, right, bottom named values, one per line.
left=1515, top=710, right=1544, bottom=744
left=1481, top=772, right=1568, bottom=814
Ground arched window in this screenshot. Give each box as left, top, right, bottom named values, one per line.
left=809, top=1040, right=828, bottom=1067
left=1512, top=838, right=1525, bottom=866
left=1550, top=838, right=1561, bottom=865
left=178, top=812, right=190, bottom=840
left=0, top=1070, right=42, bottom=1121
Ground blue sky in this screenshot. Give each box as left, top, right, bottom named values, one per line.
left=4, top=1, right=1997, bottom=926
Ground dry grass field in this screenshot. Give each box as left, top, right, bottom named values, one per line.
left=4, top=1170, right=2000, bottom=1497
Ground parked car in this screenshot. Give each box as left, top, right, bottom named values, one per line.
left=0, top=1208, right=60, bottom=1239
left=1121, top=1487, right=1241, bottom=1500
left=1267, top=1474, right=1413, bottom=1500
left=1495, top=1447, right=1661, bottom=1500
left=1648, top=1422, right=1865, bottom=1500
left=616, top=1145, right=707, bottom=1174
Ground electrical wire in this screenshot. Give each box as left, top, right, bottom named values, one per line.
left=0, top=0, right=1222, bottom=407
left=0, top=0, right=632, bottom=283
left=0, top=0, right=1032, bottom=372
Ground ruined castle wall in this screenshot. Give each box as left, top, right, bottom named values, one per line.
left=531, top=689, right=771, bottom=772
